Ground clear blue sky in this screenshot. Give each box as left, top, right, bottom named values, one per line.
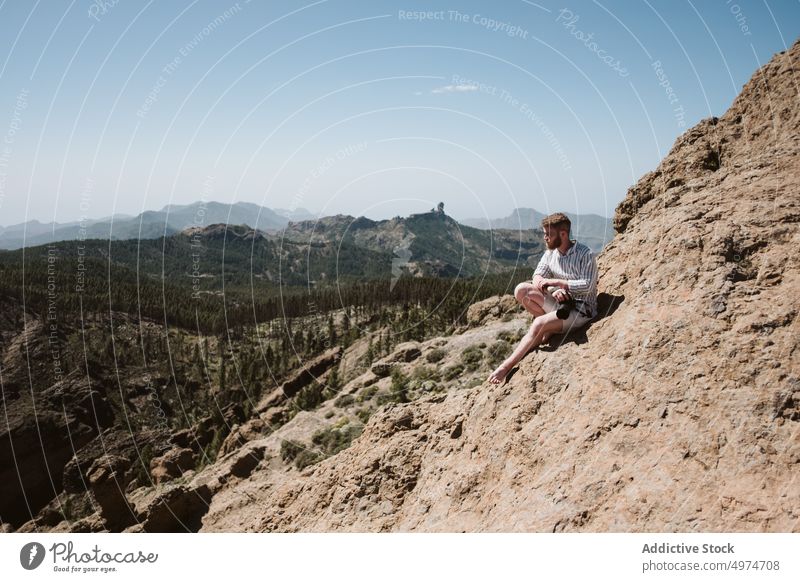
left=0, top=0, right=797, bottom=225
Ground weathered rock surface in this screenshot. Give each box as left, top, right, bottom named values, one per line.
left=465, top=294, right=519, bottom=328
left=197, top=39, right=800, bottom=532
left=86, top=454, right=136, bottom=530
left=149, top=447, right=196, bottom=484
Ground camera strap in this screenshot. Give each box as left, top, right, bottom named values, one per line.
left=573, top=299, right=593, bottom=319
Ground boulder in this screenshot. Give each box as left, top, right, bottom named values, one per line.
left=388, top=342, right=422, bottom=362
left=370, top=362, right=393, bottom=378
left=466, top=295, right=519, bottom=328
left=149, top=447, right=196, bottom=484
left=86, top=454, right=136, bottom=531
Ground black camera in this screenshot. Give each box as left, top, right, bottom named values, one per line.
left=544, top=285, right=575, bottom=320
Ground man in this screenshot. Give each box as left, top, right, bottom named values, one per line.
left=487, top=212, right=598, bottom=384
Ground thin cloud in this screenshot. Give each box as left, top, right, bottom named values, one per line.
left=431, top=84, right=479, bottom=94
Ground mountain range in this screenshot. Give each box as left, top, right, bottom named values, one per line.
left=1, top=202, right=611, bottom=252
left=0, top=202, right=314, bottom=250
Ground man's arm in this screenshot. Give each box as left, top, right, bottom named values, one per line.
left=531, top=251, right=551, bottom=291
left=548, top=249, right=597, bottom=293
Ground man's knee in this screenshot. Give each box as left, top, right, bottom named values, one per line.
left=514, top=282, right=541, bottom=304
left=531, top=313, right=561, bottom=334
left=529, top=316, right=549, bottom=335
left=514, top=282, right=529, bottom=303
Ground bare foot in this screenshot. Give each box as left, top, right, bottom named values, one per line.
left=487, top=363, right=512, bottom=384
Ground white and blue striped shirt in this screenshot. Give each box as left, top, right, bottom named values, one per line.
left=533, top=240, right=598, bottom=318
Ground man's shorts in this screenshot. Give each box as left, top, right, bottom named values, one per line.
left=541, top=288, right=594, bottom=333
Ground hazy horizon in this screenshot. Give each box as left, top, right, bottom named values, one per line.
left=0, top=199, right=614, bottom=229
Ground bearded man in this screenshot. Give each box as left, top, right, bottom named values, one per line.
left=487, top=212, right=598, bottom=384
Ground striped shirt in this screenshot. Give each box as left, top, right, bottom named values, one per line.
left=533, top=240, right=598, bottom=318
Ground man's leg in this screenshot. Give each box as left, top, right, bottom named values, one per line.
left=514, top=282, right=547, bottom=318
left=515, top=282, right=558, bottom=342
left=487, top=312, right=564, bottom=384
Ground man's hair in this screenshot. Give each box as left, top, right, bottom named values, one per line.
left=541, top=212, right=571, bottom=234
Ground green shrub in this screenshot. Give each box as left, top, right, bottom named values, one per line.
left=294, top=449, right=324, bottom=470
left=281, top=420, right=369, bottom=471
left=357, top=384, right=378, bottom=402
left=334, top=394, right=355, bottom=408
left=281, top=439, right=326, bottom=470
left=293, top=382, right=325, bottom=411
left=460, top=346, right=483, bottom=370
left=389, top=368, right=410, bottom=403
left=464, top=377, right=483, bottom=390
left=443, top=364, right=465, bottom=381
left=461, top=345, right=483, bottom=362
left=199, top=427, right=227, bottom=468
left=487, top=340, right=509, bottom=367
left=356, top=407, right=372, bottom=424
left=311, top=424, right=364, bottom=457
left=280, top=439, right=304, bottom=463
left=62, top=492, right=94, bottom=522
left=418, top=380, right=437, bottom=393
left=412, top=365, right=439, bottom=382
left=497, top=329, right=524, bottom=343
left=131, top=444, right=155, bottom=487
left=425, top=348, right=446, bottom=363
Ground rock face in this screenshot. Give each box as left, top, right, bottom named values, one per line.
left=0, top=316, right=116, bottom=528
left=149, top=448, right=196, bottom=484
left=198, top=39, right=800, bottom=532
left=465, top=295, right=519, bottom=328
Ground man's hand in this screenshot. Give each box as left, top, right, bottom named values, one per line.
left=552, top=288, right=570, bottom=303
left=537, top=278, right=569, bottom=293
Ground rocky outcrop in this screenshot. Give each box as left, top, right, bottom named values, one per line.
left=149, top=448, right=196, bottom=484
left=196, top=38, right=800, bottom=532
left=131, top=483, right=213, bottom=533
left=255, top=346, right=342, bottom=411
left=465, top=295, right=519, bottom=328
left=86, top=454, right=136, bottom=530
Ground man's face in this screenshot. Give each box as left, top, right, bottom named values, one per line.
left=542, top=226, right=564, bottom=249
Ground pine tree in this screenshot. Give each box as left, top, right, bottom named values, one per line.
left=325, top=366, right=340, bottom=399
left=343, top=306, right=351, bottom=334
left=219, top=356, right=226, bottom=392
left=327, top=313, right=337, bottom=346
left=365, top=336, right=374, bottom=366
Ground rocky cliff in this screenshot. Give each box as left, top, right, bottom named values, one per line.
left=195, top=39, right=799, bottom=532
